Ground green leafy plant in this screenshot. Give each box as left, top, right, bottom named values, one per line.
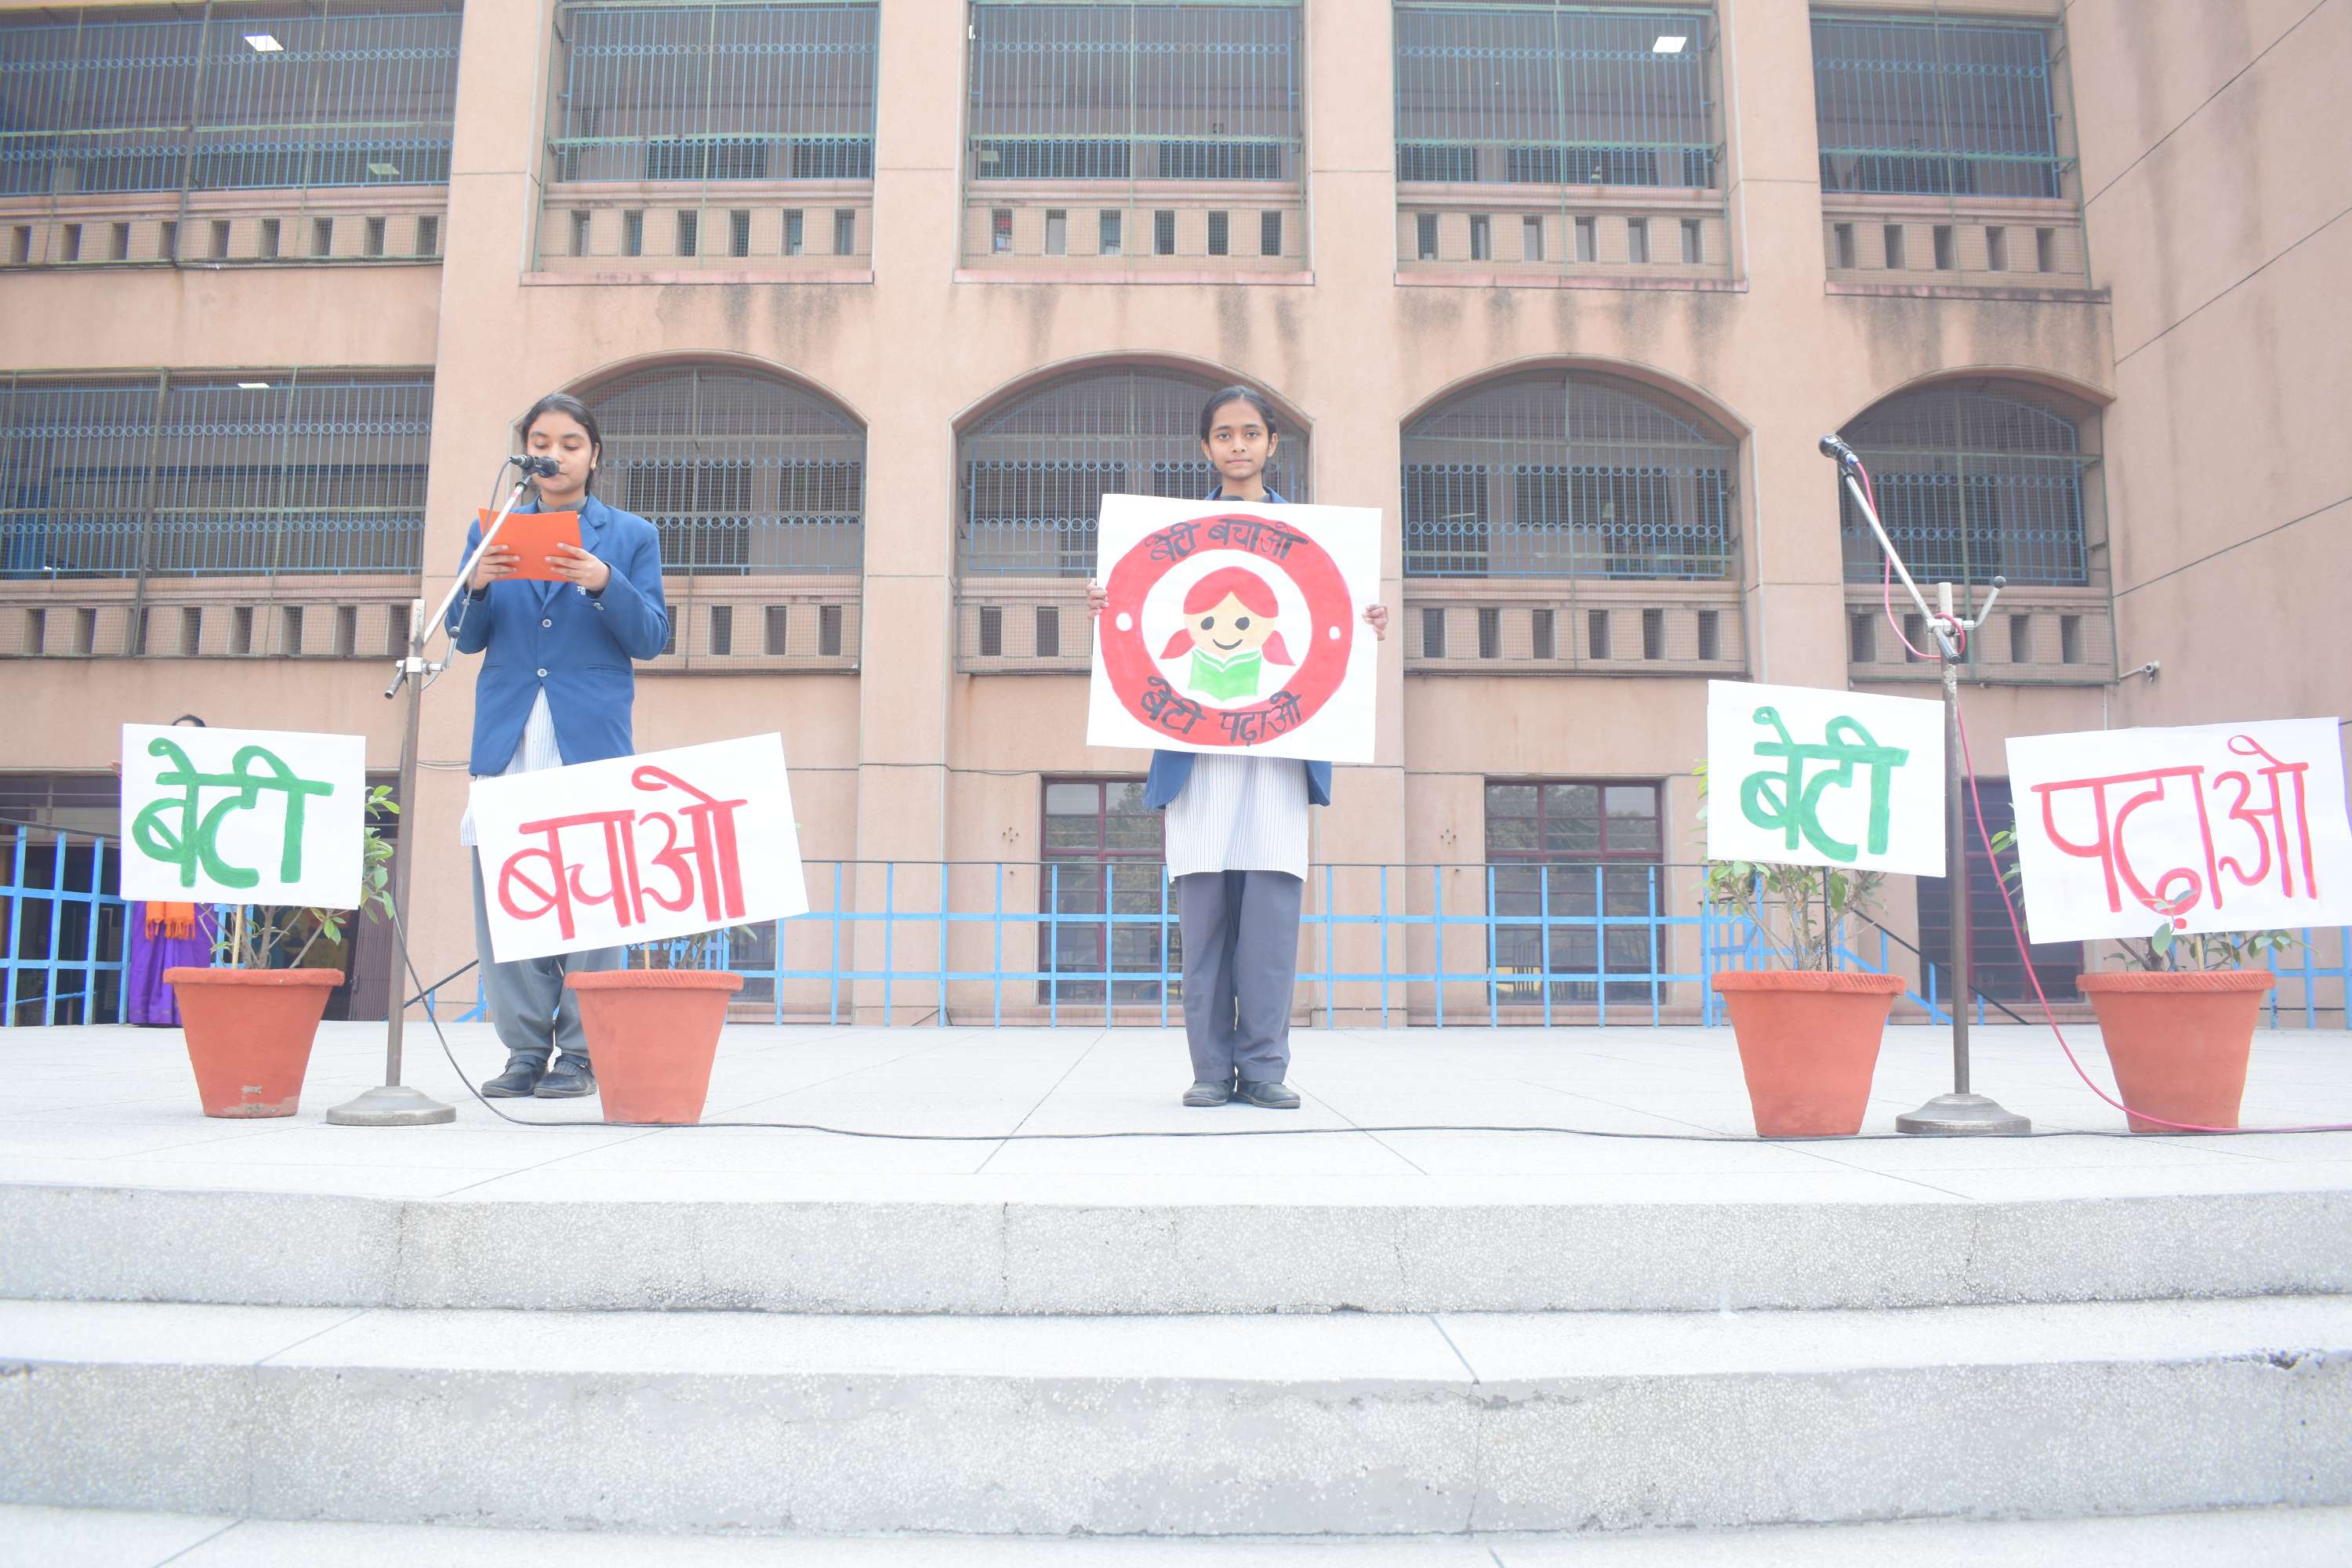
left=1695, top=761, right=1884, bottom=971
left=223, top=786, right=398, bottom=971
left=1984, top=826, right=2296, bottom=975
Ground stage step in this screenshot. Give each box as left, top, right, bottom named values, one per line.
left=3, top=1181, right=2347, bottom=1316
left=4, top=1296, right=2347, bottom=1537
left=5, top=1503, right=2350, bottom=1566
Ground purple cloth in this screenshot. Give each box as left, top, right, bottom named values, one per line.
left=125, top=903, right=216, bottom=1027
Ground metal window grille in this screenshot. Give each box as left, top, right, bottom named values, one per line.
left=1040, top=777, right=1173, bottom=1005
left=1836, top=383, right=2094, bottom=588
left=0, top=4, right=462, bottom=198
left=1401, top=371, right=1737, bottom=579
left=1393, top=4, right=1718, bottom=189
left=967, top=2, right=1302, bottom=186
left=0, top=370, right=432, bottom=580
left=584, top=362, right=866, bottom=576
left=547, top=2, right=879, bottom=183
left=1485, top=780, right=1665, bottom=1004
left=958, top=365, right=1312, bottom=579
left=1812, top=16, right=2069, bottom=198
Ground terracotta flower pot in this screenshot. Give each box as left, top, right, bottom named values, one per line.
left=2078, top=969, right=2274, bottom=1133
left=164, top=967, right=343, bottom=1118
left=1710, top=970, right=1905, bottom=1137
left=567, top=968, right=745, bottom=1124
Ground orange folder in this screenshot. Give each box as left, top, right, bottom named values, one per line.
left=478, top=508, right=582, bottom=583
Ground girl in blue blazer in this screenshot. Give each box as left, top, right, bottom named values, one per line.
left=449, top=393, right=670, bottom=1101
left=1091, top=386, right=1387, bottom=1109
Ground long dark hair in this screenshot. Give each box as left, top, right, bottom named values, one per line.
left=518, top=391, right=604, bottom=494
left=1196, top=384, right=1280, bottom=444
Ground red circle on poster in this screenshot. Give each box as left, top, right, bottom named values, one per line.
left=1101, top=511, right=1353, bottom=749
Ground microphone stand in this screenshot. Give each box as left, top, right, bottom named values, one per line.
left=1824, top=438, right=2028, bottom=1137
left=327, top=469, right=539, bottom=1127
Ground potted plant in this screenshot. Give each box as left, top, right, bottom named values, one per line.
left=1697, top=764, right=1905, bottom=1137
left=165, top=785, right=398, bottom=1117
left=1983, top=829, right=2287, bottom=1133
left=566, top=926, right=746, bottom=1125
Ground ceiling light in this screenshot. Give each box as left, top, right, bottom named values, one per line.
left=236, top=382, right=270, bottom=390
left=366, top=162, right=401, bottom=178
left=244, top=34, right=282, bottom=53
left=1653, top=35, right=1688, bottom=54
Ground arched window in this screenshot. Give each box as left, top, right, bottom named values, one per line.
left=580, top=363, right=864, bottom=575
left=1838, top=382, right=2092, bottom=587
left=957, top=365, right=1312, bottom=579
left=1401, top=370, right=1737, bottom=579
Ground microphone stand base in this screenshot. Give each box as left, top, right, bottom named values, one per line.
left=325, top=1084, right=456, bottom=1127
left=1896, top=1092, right=2031, bottom=1137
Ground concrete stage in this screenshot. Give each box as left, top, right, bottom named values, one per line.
left=1, top=1019, right=2348, bottom=1206
left=2, top=1022, right=2350, bottom=1561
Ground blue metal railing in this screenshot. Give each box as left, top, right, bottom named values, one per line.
left=13, top=830, right=2348, bottom=1033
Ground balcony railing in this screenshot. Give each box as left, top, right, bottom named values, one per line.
left=21, top=835, right=2346, bottom=1031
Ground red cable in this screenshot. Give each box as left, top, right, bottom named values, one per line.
left=1853, top=451, right=2348, bottom=1134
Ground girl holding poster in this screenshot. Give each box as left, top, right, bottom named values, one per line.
left=450, top=393, right=670, bottom=1101
left=1090, top=385, right=1387, bottom=1109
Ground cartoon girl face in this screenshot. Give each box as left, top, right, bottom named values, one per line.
left=1189, top=592, right=1276, bottom=658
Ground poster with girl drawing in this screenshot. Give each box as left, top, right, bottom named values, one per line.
left=1086, top=495, right=1385, bottom=763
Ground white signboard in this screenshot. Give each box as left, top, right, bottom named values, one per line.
left=1086, top=495, right=1385, bottom=764
left=2005, top=717, right=2352, bottom=943
left=121, top=724, right=365, bottom=907
left=1706, top=681, right=1947, bottom=877
left=470, top=734, right=809, bottom=962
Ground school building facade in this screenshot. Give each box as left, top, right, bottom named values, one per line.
left=2, top=0, right=2345, bottom=1024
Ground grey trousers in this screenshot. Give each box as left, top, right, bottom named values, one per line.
left=470, top=855, right=626, bottom=1065
left=1176, top=869, right=1303, bottom=1086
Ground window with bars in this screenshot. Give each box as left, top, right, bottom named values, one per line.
left=0, top=4, right=461, bottom=198
left=0, top=372, right=433, bottom=579
left=957, top=365, right=1312, bottom=579
left=1917, top=779, right=2082, bottom=1004
left=967, top=2, right=1302, bottom=186
left=1401, top=371, right=1737, bottom=579
left=547, top=2, right=879, bottom=184
left=1813, top=16, right=2070, bottom=198
left=1486, top=780, right=1664, bottom=1005
left=1835, top=383, right=2094, bottom=588
left=1040, top=777, right=1174, bottom=1005
left=582, top=363, right=866, bottom=576
left=1393, top=3, right=1718, bottom=190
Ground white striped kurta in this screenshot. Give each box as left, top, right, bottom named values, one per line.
left=1162, top=753, right=1312, bottom=881
left=457, top=689, right=561, bottom=848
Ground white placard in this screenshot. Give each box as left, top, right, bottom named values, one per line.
left=121, top=724, right=365, bottom=907
left=2005, top=717, right=2352, bottom=943
left=1706, top=680, right=1947, bottom=877
left=470, top=734, right=809, bottom=963
left=1086, top=495, right=1385, bottom=764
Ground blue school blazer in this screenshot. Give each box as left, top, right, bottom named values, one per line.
left=447, top=492, right=670, bottom=776
left=1142, top=486, right=1334, bottom=811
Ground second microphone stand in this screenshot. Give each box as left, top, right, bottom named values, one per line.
left=1829, top=443, right=2031, bottom=1137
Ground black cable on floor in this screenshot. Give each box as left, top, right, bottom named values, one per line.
left=391, top=911, right=2341, bottom=1145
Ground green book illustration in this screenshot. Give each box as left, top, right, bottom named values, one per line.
left=1187, top=648, right=1265, bottom=702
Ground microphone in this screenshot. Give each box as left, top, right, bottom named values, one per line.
left=1818, top=434, right=1862, bottom=467
left=511, top=454, right=561, bottom=479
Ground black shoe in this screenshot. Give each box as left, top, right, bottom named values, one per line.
left=1181, top=1080, right=1232, bottom=1107
left=535, top=1054, right=597, bottom=1098
left=1236, top=1078, right=1300, bottom=1110
left=481, top=1055, right=546, bottom=1098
